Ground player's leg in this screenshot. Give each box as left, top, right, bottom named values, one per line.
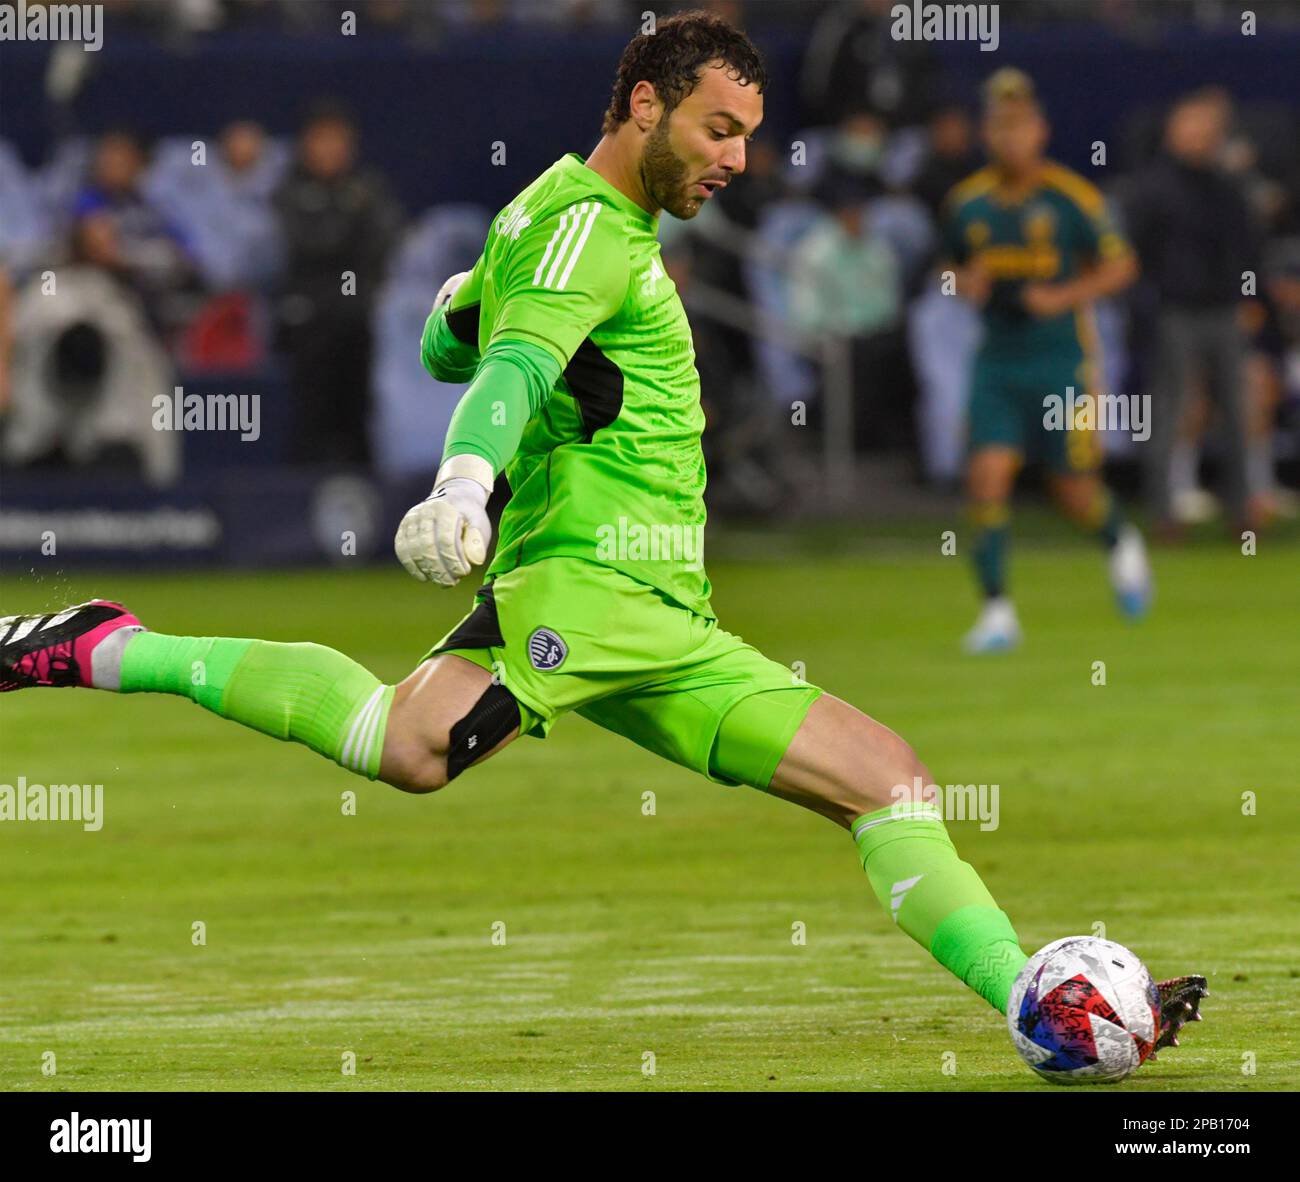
left=741, top=681, right=1207, bottom=1045
left=379, top=652, right=522, bottom=792
left=1144, top=310, right=1196, bottom=533
left=579, top=628, right=1029, bottom=1017
left=1203, top=308, right=1252, bottom=529
left=0, top=599, right=517, bottom=793
left=1170, top=386, right=1218, bottom=524
left=963, top=444, right=1023, bottom=652
left=743, top=691, right=1028, bottom=1014
left=962, top=358, right=1025, bottom=652
left=1046, top=390, right=1152, bottom=618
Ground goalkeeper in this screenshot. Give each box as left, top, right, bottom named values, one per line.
left=0, top=11, right=1204, bottom=1048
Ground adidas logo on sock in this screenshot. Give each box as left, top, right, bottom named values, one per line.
left=890, top=875, right=924, bottom=922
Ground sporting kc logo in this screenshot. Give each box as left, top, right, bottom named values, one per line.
left=527, top=627, right=567, bottom=671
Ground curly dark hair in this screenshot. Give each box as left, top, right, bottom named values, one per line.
left=600, top=9, right=768, bottom=136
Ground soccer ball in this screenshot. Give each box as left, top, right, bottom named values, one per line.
left=1007, top=936, right=1160, bottom=1084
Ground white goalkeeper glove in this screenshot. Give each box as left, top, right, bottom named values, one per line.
left=433, top=270, right=470, bottom=314
left=394, top=454, right=494, bottom=587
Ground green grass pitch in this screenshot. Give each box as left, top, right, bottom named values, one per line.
left=2, top=532, right=1297, bottom=1091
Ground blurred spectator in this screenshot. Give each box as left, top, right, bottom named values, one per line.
left=908, top=283, right=981, bottom=485
left=274, top=102, right=402, bottom=467
left=71, top=129, right=202, bottom=333
left=0, top=140, right=52, bottom=279
left=912, top=105, right=983, bottom=223
left=146, top=121, right=288, bottom=292
left=819, top=109, right=890, bottom=200
left=790, top=166, right=914, bottom=452
left=790, top=166, right=900, bottom=339
left=800, top=0, right=939, bottom=130
left=747, top=198, right=821, bottom=420
left=1125, top=89, right=1260, bottom=531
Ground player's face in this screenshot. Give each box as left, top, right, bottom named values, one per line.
left=983, top=101, right=1048, bottom=174
left=641, top=63, right=763, bottom=220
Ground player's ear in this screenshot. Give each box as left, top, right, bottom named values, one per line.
left=628, top=80, right=663, bottom=133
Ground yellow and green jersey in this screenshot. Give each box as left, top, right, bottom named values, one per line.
left=941, top=160, right=1131, bottom=363
left=428, top=152, right=713, bottom=618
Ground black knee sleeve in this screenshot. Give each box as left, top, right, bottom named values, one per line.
left=446, top=681, right=521, bottom=781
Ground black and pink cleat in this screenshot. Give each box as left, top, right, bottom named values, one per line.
left=1147, top=975, right=1209, bottom=1062
left=0, top=600, right=144, bottom=691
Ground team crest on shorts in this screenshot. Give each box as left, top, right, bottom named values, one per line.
left=527, top=627, right=567, bottom=671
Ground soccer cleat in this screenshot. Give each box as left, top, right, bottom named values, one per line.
left=0, top=600, right=144, bottom=692
left=1110, top=524, right=1153, bottom=619
left=1145, top=975, right=1209, bottom=1063
left=963, top=597, right=1022, bottom=654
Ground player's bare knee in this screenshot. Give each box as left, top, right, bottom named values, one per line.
left=900, top=753, right=932, bottom=799
left=378, top=736, right=450, bottom=794
left=380, top=662, right=520, bottom=793
left=378, top=688, right=453, bottom=793
left=870, top=734, right=932, bottom=812
left=816, top=741, right=929, bottom=830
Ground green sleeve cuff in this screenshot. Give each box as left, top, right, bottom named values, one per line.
left=420, top=303, right=481, bottom=384
left=441, top=339, right=562, bottom=475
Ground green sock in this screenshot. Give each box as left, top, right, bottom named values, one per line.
left=852, top=802, right=1027, bottom=1013
left=119, top=632, right=394, bottom=780
left=969, top=503, right=1010, bottom=599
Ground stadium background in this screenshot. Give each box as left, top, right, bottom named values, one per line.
left=1, top=0, right=1297, bottom=1094
left=3, top=0, right=1300, bottom=559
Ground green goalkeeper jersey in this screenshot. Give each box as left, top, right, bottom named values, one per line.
left=435, top=153, right=714, bottom=619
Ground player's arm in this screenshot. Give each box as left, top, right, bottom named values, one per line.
left=1022, top=190, right=1138, bottom=319
left=418, top=257, right=557, bottom=465
left=420, top=256, right=485, bottom=383
left=397, top=201, right=631, bottom=586
left=1021, top=255, right=1137, bottom=318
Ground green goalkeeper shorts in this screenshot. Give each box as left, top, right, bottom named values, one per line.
left=423, top=556, right=824, bottom=790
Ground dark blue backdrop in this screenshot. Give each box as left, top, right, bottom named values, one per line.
left=3, top=20, right=1299, bottom=213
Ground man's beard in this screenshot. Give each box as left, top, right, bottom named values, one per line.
left=640, top=117, right=699, bottom=220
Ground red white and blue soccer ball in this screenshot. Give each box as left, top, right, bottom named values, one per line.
left=1007, top=936, right=1161, bottom=1084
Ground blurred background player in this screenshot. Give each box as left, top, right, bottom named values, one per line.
left=1124, top=88, right=1257, bottom=538
left=1123, top=86, right=1298, bottom=534
left=941, top=68, right=1150, bottom=653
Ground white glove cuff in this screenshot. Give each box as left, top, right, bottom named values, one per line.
left=434, top=453, right=495, bottom=497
